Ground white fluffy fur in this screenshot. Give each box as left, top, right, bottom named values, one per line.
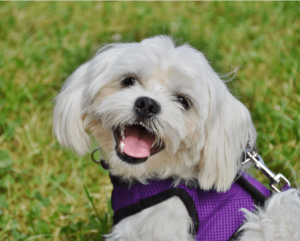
left=239, top=189, right=300, bottom=241
left=53, top=36, right=300, bottom=240
left=53, top=62, right=91, bottom=155
left=105, top=196, right=194, bottom=241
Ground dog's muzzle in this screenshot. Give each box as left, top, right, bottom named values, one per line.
left=113, top=123, right=164, bottom=164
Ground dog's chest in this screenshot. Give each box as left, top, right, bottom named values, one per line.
left=110, top=174, right=270, bottom=241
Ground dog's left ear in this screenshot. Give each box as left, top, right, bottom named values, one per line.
left=199, top=74, right=256, bottom=192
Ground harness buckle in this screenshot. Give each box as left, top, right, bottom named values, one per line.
left=270, top=174, right=291, bottom=193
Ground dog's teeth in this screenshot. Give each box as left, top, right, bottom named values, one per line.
left=152, top=138, right=158, bottom=148
left=120, top=141, right=125, bottom=153
left=122, top=136, right=125, bottom=140
left=157, top=139, right=161, bottom=147
left=121, top=130, right=125, bottom=137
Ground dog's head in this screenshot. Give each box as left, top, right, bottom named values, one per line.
left=53, top=36, right=256, bottom=191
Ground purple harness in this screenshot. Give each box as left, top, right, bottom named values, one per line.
left=110, top=172, right=271, bottom=241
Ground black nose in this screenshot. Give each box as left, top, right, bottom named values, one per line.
left=135, top=97, right=161, bottom=118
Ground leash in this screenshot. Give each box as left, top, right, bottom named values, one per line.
left=91, top=145, right=292, bottom=193
left=241, top=143, right=290, bottom=193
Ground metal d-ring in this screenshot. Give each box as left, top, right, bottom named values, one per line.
left=91, top=148, right=110, bottom=170
left=91, top=148, right=103, bottom=165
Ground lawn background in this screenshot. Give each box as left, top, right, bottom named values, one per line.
left=0, top=2, right=299, bottom=240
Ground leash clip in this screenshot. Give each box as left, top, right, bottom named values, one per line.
left=242, top=144, right=291, bottom=193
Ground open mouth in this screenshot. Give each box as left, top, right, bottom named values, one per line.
left=113, top=123, right=164, bottom=164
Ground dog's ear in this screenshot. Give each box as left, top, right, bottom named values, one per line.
left=199, top=77, right=256, bottom=192
left=53, top=43, right=126, bottom=155
left=53, top=62, right=91, bottom=155
left=53, top=44, right=122, bottom=155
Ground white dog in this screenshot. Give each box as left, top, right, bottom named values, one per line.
left=53, top=36, right=300, bottom=241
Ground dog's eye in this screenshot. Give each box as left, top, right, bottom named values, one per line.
left=121, top=77, right=135, bottom=87
left=176, top=96, right=190, bottom=110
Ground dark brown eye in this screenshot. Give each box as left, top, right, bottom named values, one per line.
left=121, top=77, right=135, bottom=87
left=176, top=96, right=190, bottom=110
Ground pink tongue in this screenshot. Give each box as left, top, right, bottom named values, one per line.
left=123, top=126, right=155, bottom=158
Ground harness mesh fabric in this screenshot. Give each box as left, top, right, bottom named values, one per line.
left=111, top=173, right=271, bottom=241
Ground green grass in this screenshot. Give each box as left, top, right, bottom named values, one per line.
left=0, top=2, right=299, bottom=240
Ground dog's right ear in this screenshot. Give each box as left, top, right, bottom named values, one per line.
left=53, top=43, right=124, bottom=155
left=53, top=62, right=91, bottom=155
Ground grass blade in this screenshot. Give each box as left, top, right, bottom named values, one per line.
left=83, top=185, right=102, bottom=227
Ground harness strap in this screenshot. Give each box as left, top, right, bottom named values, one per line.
left=235, top=175, right=269, bottom=206
left=113, top=187, right=199, bottom=235
left=227, top=175, right=270, bottom=240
